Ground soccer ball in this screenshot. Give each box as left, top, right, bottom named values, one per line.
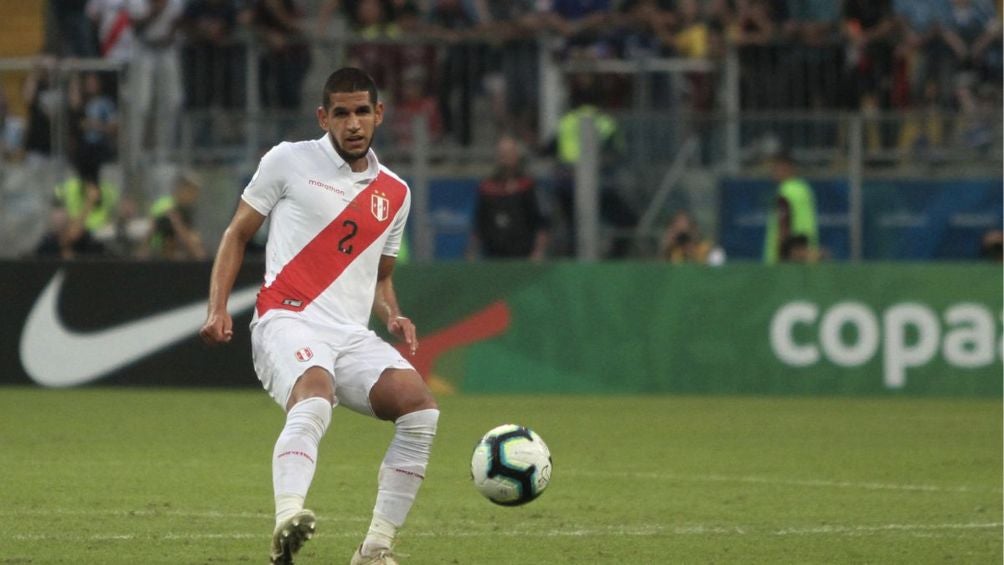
left=470, top=424, right=552, bottom=506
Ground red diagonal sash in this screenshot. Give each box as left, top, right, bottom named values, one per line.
left=256, top=172, right=407, bottom=317
left=101, top=9, right=131, bottom=57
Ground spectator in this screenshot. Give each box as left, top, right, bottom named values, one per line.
left=842, top=0, right=898, bottom=151
left=53, top=159, right=120, bottom=258
left=69, top=71, right=118, bottom=169
left=659, top=210, right=724, bottom=265
left=316, top=0, right=345, bottom=37
left=893, top=0, right=976, bottom=160
left=181, top=0, right=244, bottom=109
left=47, top=0, right=98, bottom=57
left=475, top=0, right=546, bottom=140
left=142, top=171, right=207, bottom=260
left=22, top=57, right=60, bottom=164
left=388, top=65, right=444, bottom=146
left=346, top=0, right=403, bottom=101
left=785, top=0, right=841, bottom=47
left=106, top=193, right=152, bottom=257
left=762, top=150, right=819, bottom=264
left=0, top=87, right=14, bottom=160
left=943, top=0, right=998, bottom=106
left=550, top=73, right=636, bottom=258
left=611, top=1, right=675, bottom=109
left=86, top=0, right=137, bottom=63
left=943, top=0, right=996, bottom=64
left=33, top=206, right=73, bottom=258
left=468, top=134, right=550, bottom=260
left=428, top=0, right=481, bottom=146
left=541, top=0, right=615, bottom=58
left=969, top=1, right=1002, bottom=85
left=980, top=228, right=1003, bottom=261
left=395, top=2, right=438, bottom=98
left=894, top=0, right=954, bottom=107
left=253, top=0, right=312, bottom=109
left=728, top=0, right=785, bottom=111
left=667, top=0, right=716, bottom=111
left=668, top=0, right=708, bottom=58
left=784, top=0, right=842, bottom=111
left=130, top=0, right=186, bottom=162
left=731, top=0, right=779, bottom=47
left=88, top=0, right=185, bottom=162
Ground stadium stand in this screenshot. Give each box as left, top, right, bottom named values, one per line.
left=0, top=0, right=1000, bottom=260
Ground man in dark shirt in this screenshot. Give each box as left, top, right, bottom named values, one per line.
left=469, top=134, right=549, bottom=260
left=842, top=0, right=897, bottom=108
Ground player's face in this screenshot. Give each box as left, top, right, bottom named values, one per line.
left=317, top=91, right=383, bottom=169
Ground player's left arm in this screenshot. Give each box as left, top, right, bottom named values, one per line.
left=373, top=254, right=418, bottom=355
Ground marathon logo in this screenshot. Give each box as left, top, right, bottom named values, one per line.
left=309, top=179, right=346, bottom=196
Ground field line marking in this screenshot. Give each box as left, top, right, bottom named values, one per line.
left=567, top=470, right=1002, bottom=494
left=0, top=508, right=366, bottom=522
left=9, top=522, right=1001, bottom=542
left=773, top=522, right=1004, bottom=536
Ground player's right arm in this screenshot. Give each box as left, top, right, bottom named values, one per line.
left=200, top=200, right=266, bottom=345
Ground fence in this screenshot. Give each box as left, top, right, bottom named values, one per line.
left=0, top=35, right=1000, bottom=261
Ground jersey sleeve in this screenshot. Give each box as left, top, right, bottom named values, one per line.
left=381, top=188, right=411, bottom=257
left=241, top=143, right=287, bottom=216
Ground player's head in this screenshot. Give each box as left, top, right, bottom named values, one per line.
left=317, top=67, right=383, bottom=167
left=321, top=67, right=378, bottom=108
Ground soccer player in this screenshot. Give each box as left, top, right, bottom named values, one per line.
left=200, top=67, right=438, bottom=565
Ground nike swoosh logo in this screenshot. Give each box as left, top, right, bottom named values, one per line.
left=19, top=270, right=260, bottom=387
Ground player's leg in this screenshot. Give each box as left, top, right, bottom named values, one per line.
left=332, top=337, right=438, bottom=563
left=252, top=316, right=336, bottom=563
left=268, top=367, right=334, bottom=564
left=275, top=366, right=336, bottom=523
left=356, top=369, right=439, bottom=562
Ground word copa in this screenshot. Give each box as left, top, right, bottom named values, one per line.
left=770, top=301, right=1001, bottom=388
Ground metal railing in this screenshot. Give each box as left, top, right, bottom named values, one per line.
left=1, top=34, right=1000, bottom=262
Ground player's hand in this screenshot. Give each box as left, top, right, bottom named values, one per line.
left=388, top=315, right=418, bottom=356
left=200, top=311, right=234, bottom=345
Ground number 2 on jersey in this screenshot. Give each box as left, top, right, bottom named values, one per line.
left=338, top=220, right=358, bottom=254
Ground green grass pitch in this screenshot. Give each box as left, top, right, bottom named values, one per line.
left=1, top=388, right=1000, bottom=564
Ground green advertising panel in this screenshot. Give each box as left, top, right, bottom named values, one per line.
left=393, top=263, right=1003, bottom=397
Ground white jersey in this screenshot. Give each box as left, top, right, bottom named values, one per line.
left=86, top=0, right=137, bottom=61
left=134, top=0, right=185, bottom=47
left=86, top=0, right=184, bottom=59
left=242, top=135, right=411, bottom=330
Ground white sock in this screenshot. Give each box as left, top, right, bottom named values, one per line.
left=361, top=408, right=439, bottom=554
left=272, top=396, right=332, bottom=527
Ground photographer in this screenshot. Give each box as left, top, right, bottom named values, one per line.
left=659, top=210, right=724, bottom=265
left=52, top=159, right=119, bottom=258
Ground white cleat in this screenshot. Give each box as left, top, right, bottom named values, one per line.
left=349, top=544, right=399, bottom=565
left=270, top=509, right=317, bottom=564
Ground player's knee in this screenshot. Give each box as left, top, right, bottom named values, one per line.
left=371, top=369, right=436, bottom=420
left=399, top=392, right=438, bottom=416
left=287, top=366, right=335, bottom=411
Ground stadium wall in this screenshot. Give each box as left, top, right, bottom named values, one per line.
left=719, top=178, right=1003, bottom=261
left=422, top=177, right=1002, bottom=260
left=1, top=260, right=1000, bottom=396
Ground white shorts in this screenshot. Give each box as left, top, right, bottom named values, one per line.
left=250, top=313, right=415, bottom=415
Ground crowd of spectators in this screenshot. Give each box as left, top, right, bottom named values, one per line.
left=11, top=0, right=997, bottom=155
left=1, top=0, right=1000, bottom=262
